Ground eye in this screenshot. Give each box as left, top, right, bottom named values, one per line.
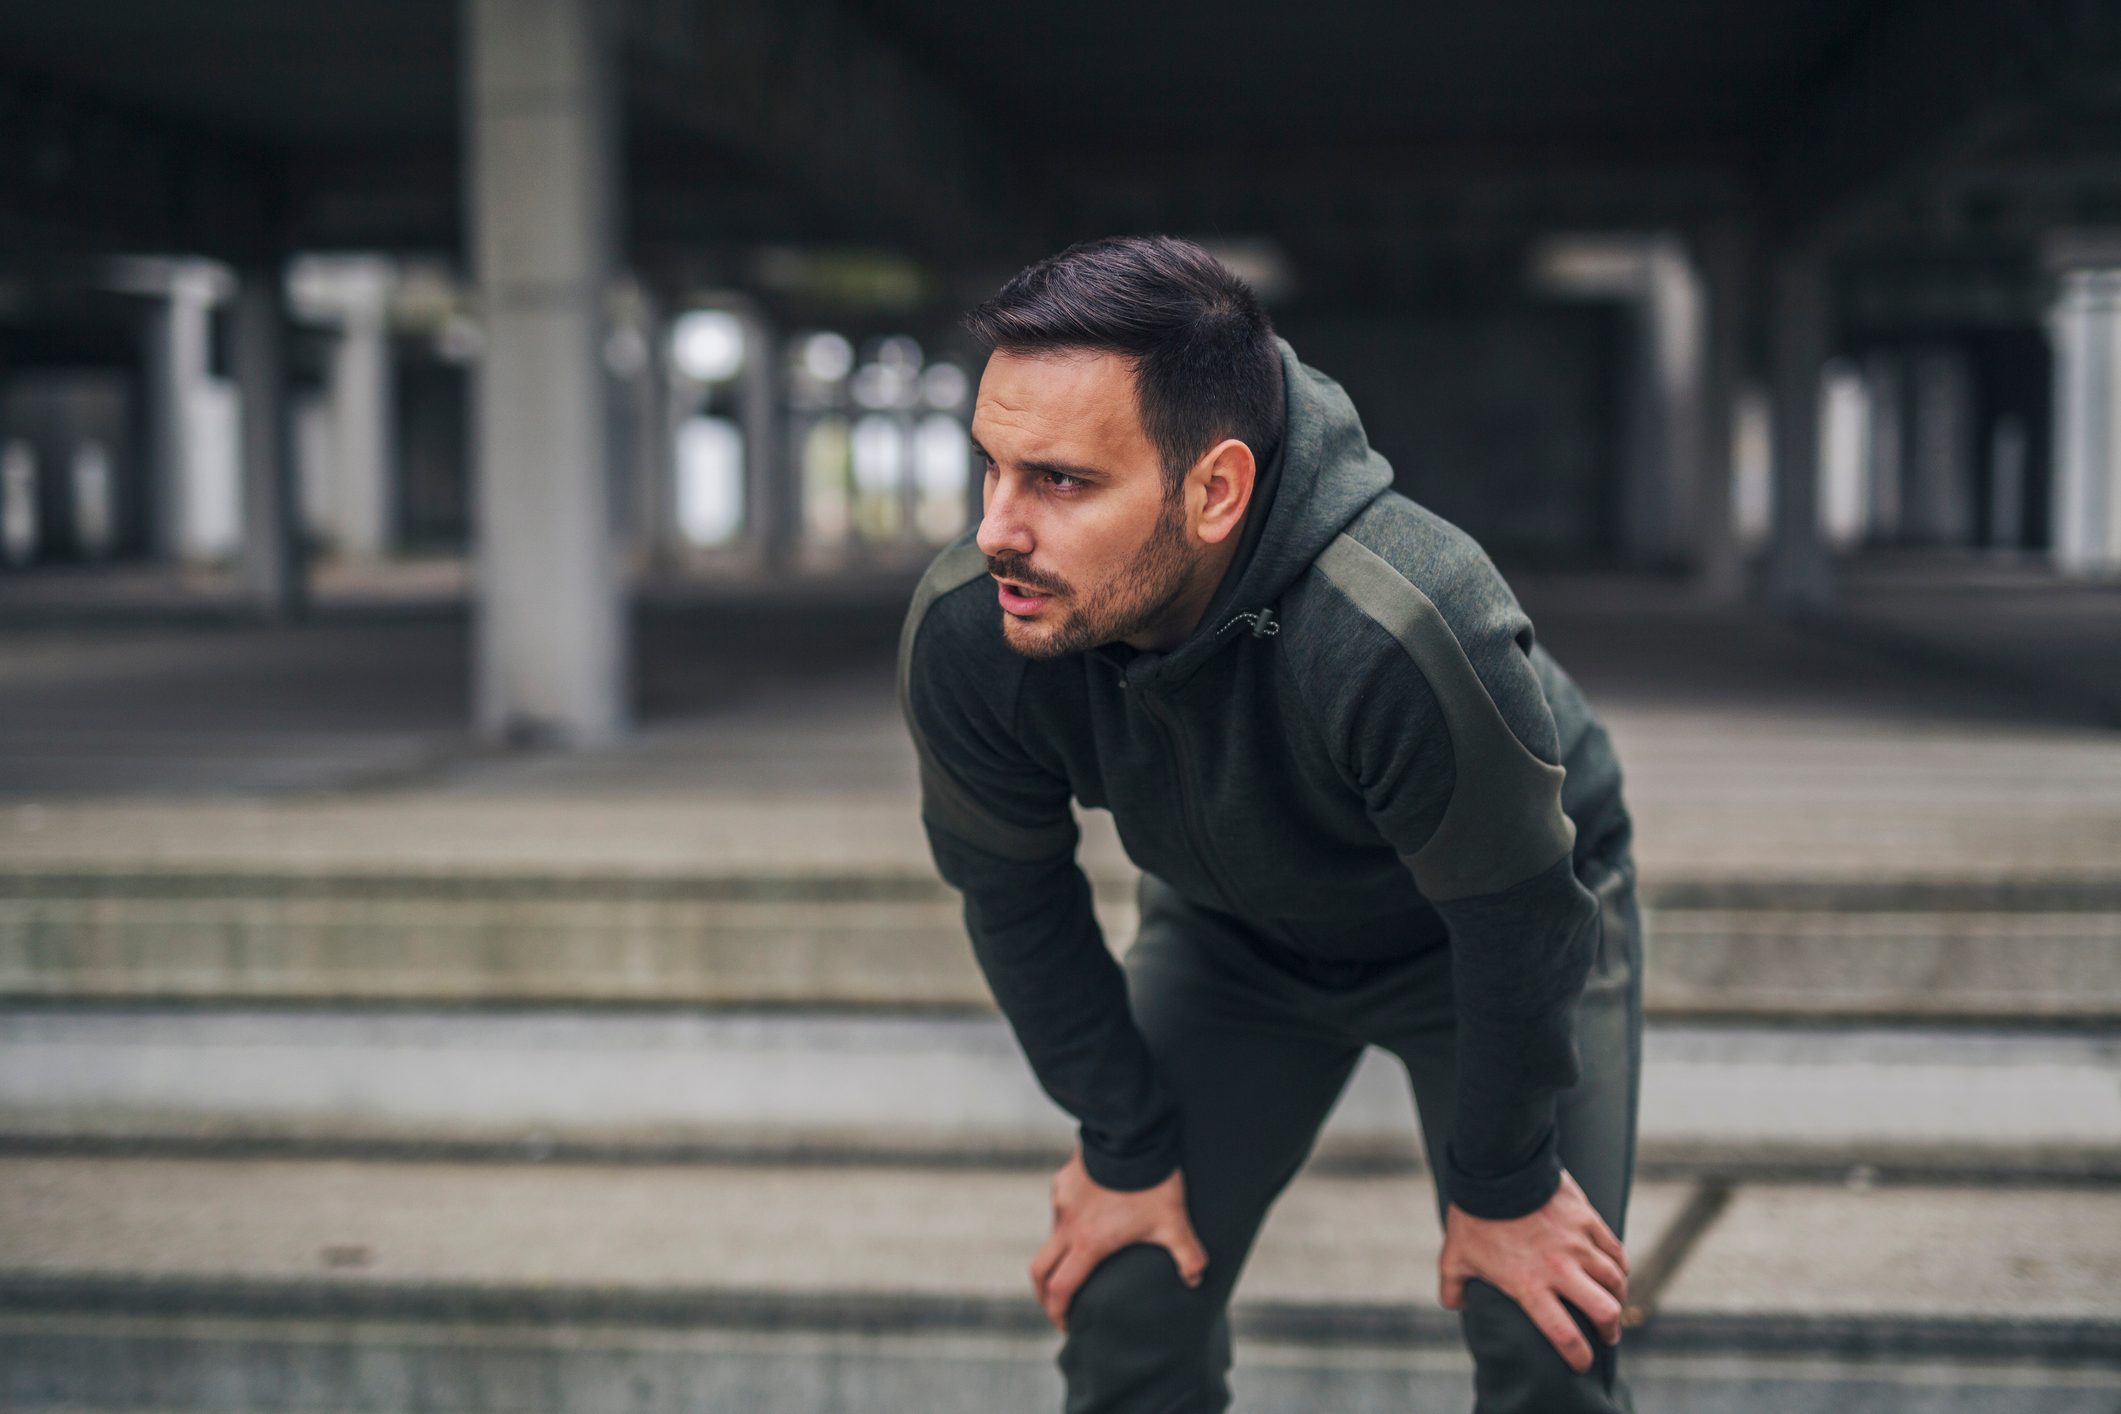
left=1041, top=469, right=1086, bottom=492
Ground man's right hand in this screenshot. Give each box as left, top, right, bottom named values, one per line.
left=1029, top=1145, right=1209, bottom=1332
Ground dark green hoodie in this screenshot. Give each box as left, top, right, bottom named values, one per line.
left=898, top=338, right=1632, bottom=1221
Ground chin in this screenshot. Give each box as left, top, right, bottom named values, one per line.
left=999, top=611, right=1081, bottom=661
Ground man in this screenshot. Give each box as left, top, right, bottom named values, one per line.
left=898, top=234, right=1642, bottom=1414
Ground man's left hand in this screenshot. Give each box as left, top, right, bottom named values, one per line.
left=1437, top=1166, right=1629, bottom=1373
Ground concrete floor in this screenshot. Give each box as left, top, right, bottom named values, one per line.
left=0, top=559, right=2115, bottom=1410
left=1, top=1156, right=2116, bottom=1413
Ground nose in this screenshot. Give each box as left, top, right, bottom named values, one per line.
left=975, top=468, right=1033, bottom=560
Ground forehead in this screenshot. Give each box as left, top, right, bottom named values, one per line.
left=972, top=349, right=1153, bottom=461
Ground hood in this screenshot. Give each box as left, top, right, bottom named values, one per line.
left=1106, top=336, right=1395, bottom=686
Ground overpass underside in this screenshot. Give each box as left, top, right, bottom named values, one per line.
left=0, top=0, right=2117, bottom=740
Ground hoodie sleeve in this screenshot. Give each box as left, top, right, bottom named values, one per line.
left=898, top=571, right=1183, bottom=1192
left=1315, top=535, right=1602, bottom=1221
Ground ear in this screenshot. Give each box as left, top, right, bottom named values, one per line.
left=1191, top=438, right=1256, bottom=546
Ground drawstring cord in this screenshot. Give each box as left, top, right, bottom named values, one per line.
left=1113, top=606, right=1277, bottom=691
left=1216, top=606, right=1280, bottom=639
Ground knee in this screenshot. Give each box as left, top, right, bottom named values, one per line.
left=1057, top=1244, right=1226, bottom=1406
left=1459, top=1279, right=1624, bottom=1413
left=1065, top=1243, right=1218, bottom=1348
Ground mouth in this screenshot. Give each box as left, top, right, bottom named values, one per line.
left=993, top=576, right=1056, bottom=616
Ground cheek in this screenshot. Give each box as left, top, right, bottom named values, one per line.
left=1058, top=535, right=1129, bottom=601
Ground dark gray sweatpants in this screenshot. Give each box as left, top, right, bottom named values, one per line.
left=1058, top=849, right=1645, bottom=1414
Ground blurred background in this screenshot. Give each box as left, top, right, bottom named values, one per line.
left=0, top=2, right=2117, bottom=1410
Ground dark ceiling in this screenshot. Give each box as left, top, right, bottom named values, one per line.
left=859, top=0, right=1874, bottom=154
left=0, top=0, right=1873, bottom=156
left=0, top=1, right=457, bottom=146
left=0, top=0, right=2115, bottom=280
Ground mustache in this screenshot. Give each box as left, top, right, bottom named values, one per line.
left=987, top=553, right=1068, bottom=596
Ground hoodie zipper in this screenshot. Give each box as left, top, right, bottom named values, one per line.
left=1138, top=686, right=1255, bottom=921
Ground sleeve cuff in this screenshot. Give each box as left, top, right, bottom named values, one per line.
left=1080, top=1123, right=1182, bottom=1192
left=1443, top=1126, right=1563, bottom=1220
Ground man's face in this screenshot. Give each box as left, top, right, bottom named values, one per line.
left=971, top=348, right=1203, bottom=660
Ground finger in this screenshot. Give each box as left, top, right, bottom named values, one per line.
left=1437, top=1266, right=1466, bottom=1311
left=1529, top=1293, right=1595, bottom=1374
left=1582, top=1214, right=1628, bottom=1273
left=1029, top=1231, right=1067, bottom=1300
left=1161, top=1222, right=1209, bottom=1288
left=1577, top=1243, right=1628, bottom=1305
left=1042, top=1250, right=1096, bottom=1332
left=1561, top=1269, right=1625, bottom=1347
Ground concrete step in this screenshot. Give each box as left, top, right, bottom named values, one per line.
left=11, top=1316, right=2118, bottom=1414
left=7, top=782, right=2120, bottom=893
left=0, top=1155, right=2114, bottom=1412
left=7, top=870, right=2121, bottom=1020
left=4, top=1010, right=2115, bottom=1180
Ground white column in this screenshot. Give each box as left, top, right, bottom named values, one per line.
left=2049, top=268, right=2121, bottom=576
left=1691, top=225, right=1748, bottom=602
left=1529, top=235, right=1706, bottom=570
left=231, top=265, right=306, bottom=617
left=1860, top=353, right=1905, bottom=543
left=740, top=312, right=787, bottom=570
left=140, top=297, right=183, bottom=562
left=1763, top=254, right=1833, bottom=610
left=329, top=260, right=399, bottom=561
left=1906, top=345, right=1976, bottom=546
left=166, top=264, right=242, bottom=565
left=463, top=0, right=628, bottom=745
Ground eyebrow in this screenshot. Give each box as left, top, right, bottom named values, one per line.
left=969, top=439, right=1111, bottom=483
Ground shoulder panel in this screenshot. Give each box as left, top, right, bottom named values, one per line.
left=896, top=539, right=1077, bottom=862
left=1313, top=533, right=1574, bottom=901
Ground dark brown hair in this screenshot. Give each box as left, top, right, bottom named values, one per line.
left=964, top=235, right=1285, bottom=491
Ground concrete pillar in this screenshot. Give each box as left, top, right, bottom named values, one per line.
left=326, top=259, right=399, bottom=561
left=2048, top=267, right=2121, bottom=576
left=1987, top=415, right=2029, bottom=551
left=1632, top=239, right=1706, bottom=569
left=231, top=265, right=306, bottom=618
left=1529, top=235, right=1705, bottom=570
left=1691, top=226, right=1749, bottom=603
left=464, top=0, right=628, bottom=745
left=1861, top=352, right=1906, bottom=543
left=633, top=280, right=682, bottom=574
left=608, top=277, right=664, bottom=573
left=139, top=298, right=182, bottom=563
left=146, top=263, right=243, bottom=566
left=741, top=312, right=787, bottom=571
left=1763, top=254, right=1833, bottom=610
left=1906, top=345, right=1976, bottom=546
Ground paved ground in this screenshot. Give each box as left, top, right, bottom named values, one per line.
left=3, top=1011, right=2115, bottom=1179
left=1, top=1154, right=2113, bottom=1343
left=1, top=1155, right=2115, bottom=1412
left=0, top=561, right=2114, bottom=905
left=6, top=1316, right=2116, bottom=1414
left=0, top=556, right=2115, bottom=1409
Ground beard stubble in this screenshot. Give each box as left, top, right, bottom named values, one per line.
left=990, top=490, right=1198, bottom=660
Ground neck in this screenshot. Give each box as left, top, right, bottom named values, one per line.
left=1122, top=531, right=1245, bottom=653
